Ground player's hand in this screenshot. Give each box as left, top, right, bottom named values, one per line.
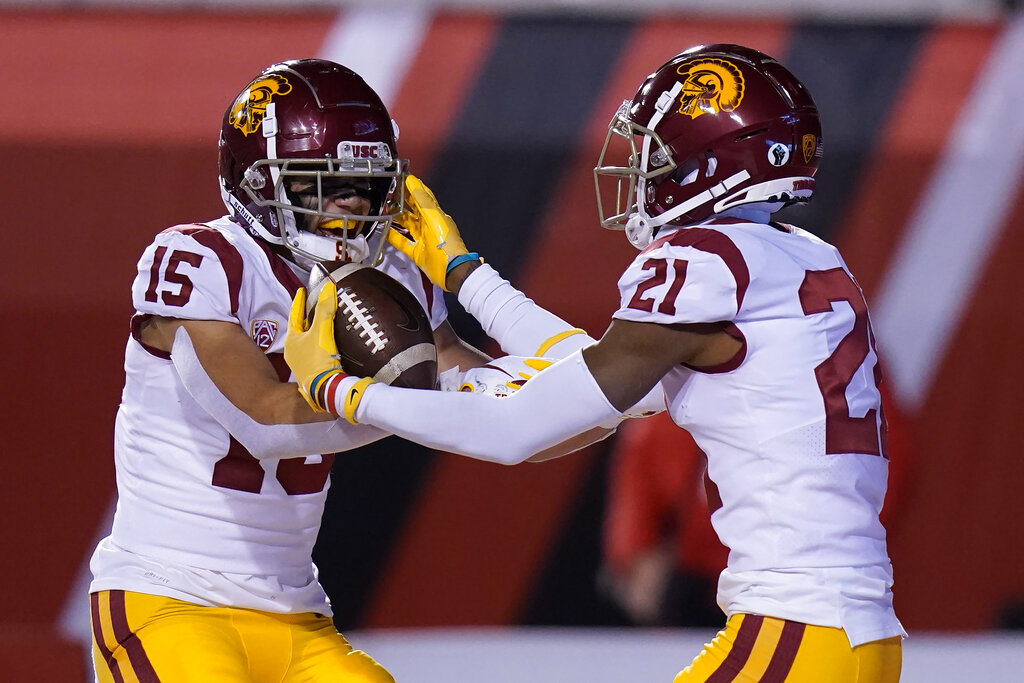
left=497, top=357, right=554, bottom=393
left=389, top=174, right=479, bottom=292
left=285, top=283, right=348, bottom=414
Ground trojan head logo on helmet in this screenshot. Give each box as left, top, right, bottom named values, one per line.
left=228, top=74, right=292, bottom=136
left=595, top=44, right=822, bottom=249
left=218, top=59, right=408, bottom=270
left=676, top=58, right=745, bottom=119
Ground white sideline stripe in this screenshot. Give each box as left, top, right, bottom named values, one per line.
left=345, top=628, right=1024, bottom=683
left=871, top=14, right=1024, bottom=411
left=317, top=6, right=432, bottom=107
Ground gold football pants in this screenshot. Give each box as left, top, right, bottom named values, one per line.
left=90, top=590, right=394, bottom=683
left=675, top=613, right=902, bottom=682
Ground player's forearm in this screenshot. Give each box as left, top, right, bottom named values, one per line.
left=525, top=425, right=616, bottom=463
left=173, top=327, right=388, bottom=458
left=454, top=263, right=594, bottom=359
left=453, top=264, right=666, bottom=417
left=269, top=384, right=339, bottom=424
left=353, top=351, right=622, bottom=464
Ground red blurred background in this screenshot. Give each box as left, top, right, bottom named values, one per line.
left=1, top=5, right=1022, bottom=680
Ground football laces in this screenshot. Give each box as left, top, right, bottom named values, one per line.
left=337, top=287, right=389, bottom=353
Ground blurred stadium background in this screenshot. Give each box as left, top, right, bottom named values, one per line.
left=1, top=0, right=1023, bottom=680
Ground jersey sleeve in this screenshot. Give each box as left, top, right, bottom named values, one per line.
left=131, top=226, right=244, bottom=323
left=424, top=281, right=448, bottom=331
left=378, top=247, right=449, bottom=331
left=613, top=240, right=743, bottom=325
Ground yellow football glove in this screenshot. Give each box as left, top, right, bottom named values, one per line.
left=389, top=174, right=480, bottom=291
left=284, top=282, right=373, bottom=422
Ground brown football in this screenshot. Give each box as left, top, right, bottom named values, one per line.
left=306, top=262, right=437, bottom=389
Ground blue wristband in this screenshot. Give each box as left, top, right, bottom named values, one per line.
left=446, top=252, right=482, bottom=274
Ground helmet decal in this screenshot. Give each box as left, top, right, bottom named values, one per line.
left=768, top=142, right=791, bottom=167
left=802, top=134, right=817, bottom=163
left=675, top=58, right=745, bottom=119
left=228, top=74, right=292, bottom=136
left=337, top=141, right=393, bottom=164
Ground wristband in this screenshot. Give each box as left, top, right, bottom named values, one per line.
left=446, top=252, right=482, bottom=274
left=357, top=350, right=621, bottom=465
left=310, top=368, right=348, bottom=414
left=341, top=377, right=376, bottom=424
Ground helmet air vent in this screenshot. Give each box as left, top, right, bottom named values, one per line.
left=734, top=127, right=768, bottom=142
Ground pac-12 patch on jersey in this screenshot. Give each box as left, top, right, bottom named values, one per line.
left=250, top=319, right=278, bottom=350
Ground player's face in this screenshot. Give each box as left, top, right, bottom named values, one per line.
left=287, top=178, right=373, bottom=236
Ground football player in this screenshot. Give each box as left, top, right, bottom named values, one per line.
left=288, top=45, right=906, bottom=681
left=88, top=59, right=507, bottom=682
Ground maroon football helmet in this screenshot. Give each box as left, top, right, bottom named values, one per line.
left=218, top=59, right=407, bottom=266
left=595, top=44, right=821, bottom=248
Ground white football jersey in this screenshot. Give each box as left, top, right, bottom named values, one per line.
left=613, top=219, right=905, bottom=646
left=90, top=216, right=447, bottom=614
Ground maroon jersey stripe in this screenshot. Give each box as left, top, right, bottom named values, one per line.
left=706, top=614, right=764, bottom=683
left=419, top=270, right=434, bottom=318
left=250, top=231, right=304, bottom=297
left=130, top=314, right=172, bottom=360
left=678, top=322, right=747, bottom=374
left=758, top=620, right=806, bottom=682
left=268, top=352, right=292, bottom=382
left=108, top=590, right=161, bottom=683
left=90, top=593, right=126, bottom=683
left=166, top=224, right=245, bottom=315
left=658, top=227, right=751, bottom=312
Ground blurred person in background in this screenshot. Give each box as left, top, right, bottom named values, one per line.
left=600, top=388, right=913, bottom=630
left=600, top=414, right=727, bottom=628
left=288, top=44, right=906, bottom=682
left=87, top=58, right=495, bottom=682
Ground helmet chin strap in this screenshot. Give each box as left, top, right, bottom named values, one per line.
left=222, top=184, right=283, bottom=246
left=625, top=168, right=753, bottom=250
